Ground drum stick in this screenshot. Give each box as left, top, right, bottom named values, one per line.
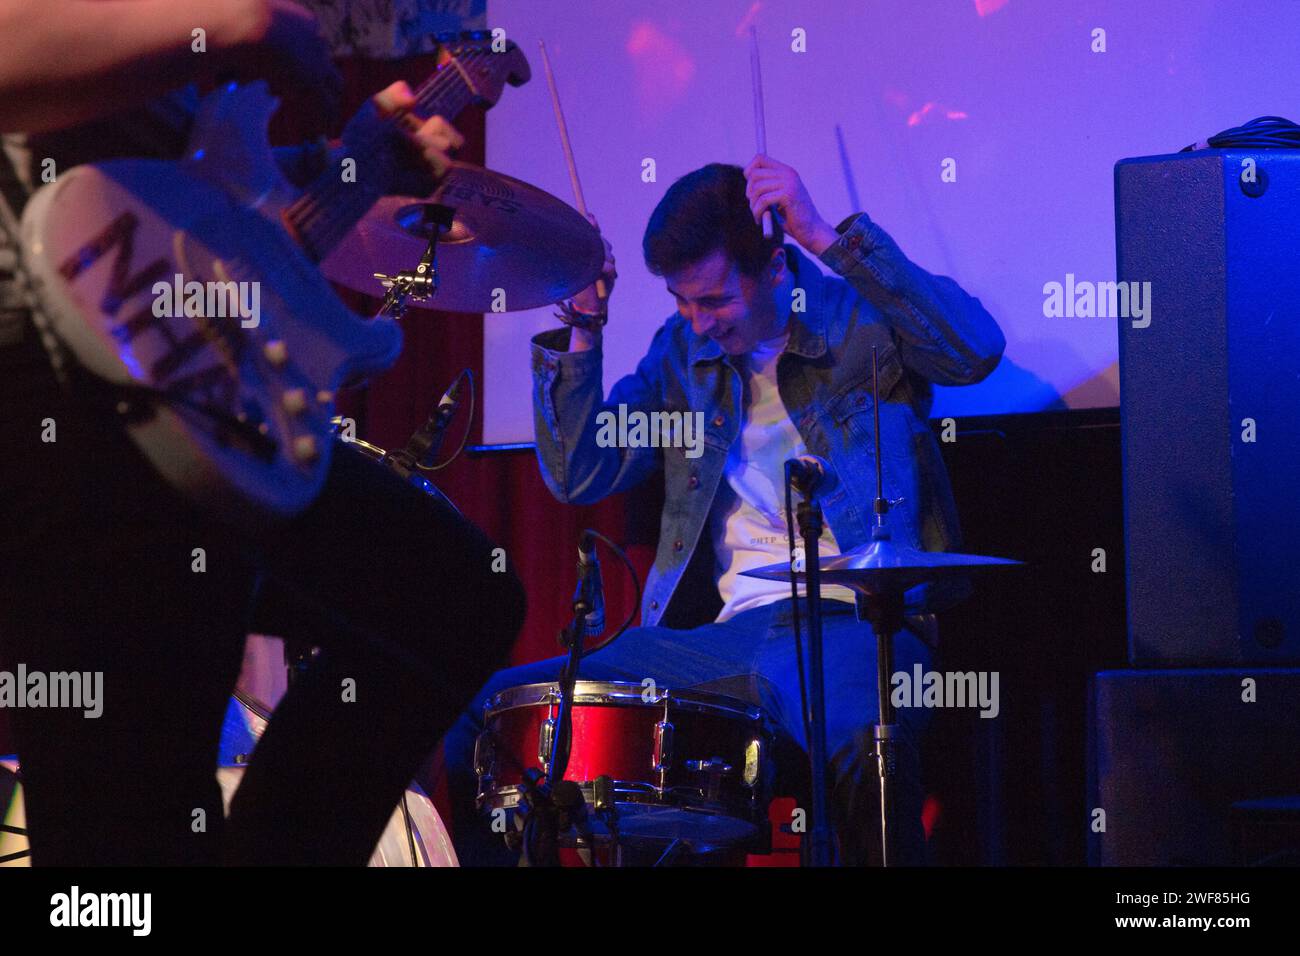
left=539, top=39, right=606, bottom=302
left=750, top=26, right=781, bottom=241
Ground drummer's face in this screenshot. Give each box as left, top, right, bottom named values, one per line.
left=666, top=248, right=788, bottom=356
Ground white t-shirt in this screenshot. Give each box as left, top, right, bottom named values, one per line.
left=709, top=333, right=858, bottom=622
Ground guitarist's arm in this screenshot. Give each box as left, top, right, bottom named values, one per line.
left=0, top=0, right=337, bottom=134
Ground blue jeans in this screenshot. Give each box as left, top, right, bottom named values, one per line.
left=441, top=598, right=935, bottom=866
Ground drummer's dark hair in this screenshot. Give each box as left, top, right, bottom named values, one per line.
left=643, top=164, right=780, bottom=277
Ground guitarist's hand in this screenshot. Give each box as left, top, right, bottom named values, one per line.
left=370, top=81, right=466, bottom=195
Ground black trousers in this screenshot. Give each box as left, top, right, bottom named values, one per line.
left=0, top=323, right=524, bottom=865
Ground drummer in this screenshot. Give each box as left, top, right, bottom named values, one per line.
left=440, top=157, right=1005, bottom=865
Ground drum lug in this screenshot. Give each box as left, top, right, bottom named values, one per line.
left=473, top=729, right=494, bottom=777
left=538, top=717, right=556, bottom=771
left=743, top=738, right=762, bottom=788
left=653, top=719, right=674, bottom=772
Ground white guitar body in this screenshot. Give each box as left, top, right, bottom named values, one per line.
left=19, top=83, right=402, bottom=519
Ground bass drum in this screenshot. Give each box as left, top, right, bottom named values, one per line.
left=218, top=634, right=458, bottom=867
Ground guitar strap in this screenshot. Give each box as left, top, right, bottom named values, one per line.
left=0, top=137, right=34, bottom=351
left=0, top=136, right=83, bottom=389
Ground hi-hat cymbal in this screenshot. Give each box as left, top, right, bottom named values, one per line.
left=742, top=536, right=1023, bottom=595
left=322, top=163, right=604, bottom=313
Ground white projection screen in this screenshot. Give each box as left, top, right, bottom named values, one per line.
left=481, top=0, right=1300, bottom=445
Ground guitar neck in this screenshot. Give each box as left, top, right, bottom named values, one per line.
left=286, top=48, right=488, bottom=263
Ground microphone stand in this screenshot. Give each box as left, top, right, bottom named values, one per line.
left=550, top=557, right=598, bottom=782
left=792, top=472, right=833, bottom=868
left=514, top=538, right=599, bottom=866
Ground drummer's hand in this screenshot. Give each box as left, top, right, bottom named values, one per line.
left=372, top=81, right=465, bottom=194
left=568, top=213, right=615, bottom=352
left=743, top=155, right=839, bottom=257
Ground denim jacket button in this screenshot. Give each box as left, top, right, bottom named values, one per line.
left=650, top=599, right=659, bottom=610
left=688, top=474, right=700, bottom=489
left=673, top=539, right=684, bottom=552
left=712, top=415, right=724, bottom=427
left=846, top=234, right=863, bottom=251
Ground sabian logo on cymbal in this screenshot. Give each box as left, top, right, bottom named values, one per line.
left=439, top=177, right=521, bottom=214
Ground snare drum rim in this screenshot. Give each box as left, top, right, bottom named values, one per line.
left=483, top=680, right=764, bottom=724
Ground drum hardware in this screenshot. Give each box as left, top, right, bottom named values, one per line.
left=744, top=347, right=1025, bottom=866
left=512, top=531, right=608, bottom=865
left=652, top=713, right=673, bottom=774
left=323, top=163, right=604, bottom=314
left=478, top=680, right=773, bottom=866
left=685, top=758, right=735, bottom=804
left=537, top=717, right=556, bottom=769
left=371, top=203, right=454, bottom=318
left=592, top=775, right=621, bottom=865
left=514, top=767, right=561, bottom=866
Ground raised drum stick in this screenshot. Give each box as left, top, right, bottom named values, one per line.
left=750, top=26, right=781, bottom=240
left=539, top=39, right=606, bottom=302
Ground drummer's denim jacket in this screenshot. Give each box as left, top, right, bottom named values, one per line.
left=530, top=213, right=1005, bottom=628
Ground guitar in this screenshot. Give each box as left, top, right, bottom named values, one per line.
left=18, top=32, right=528, bottom=520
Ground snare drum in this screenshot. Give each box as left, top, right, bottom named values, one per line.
left=475, top=680, right=773, bottom=855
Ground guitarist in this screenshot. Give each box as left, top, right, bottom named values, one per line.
left=0, top=0, right=524, bottom=865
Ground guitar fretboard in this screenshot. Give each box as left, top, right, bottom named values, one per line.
left=285, top=46, right=491, bottom=263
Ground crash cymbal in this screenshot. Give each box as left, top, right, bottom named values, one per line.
left=742, top=536, right=1023, bottom=595
left=322, top=163, right=604, bottom=313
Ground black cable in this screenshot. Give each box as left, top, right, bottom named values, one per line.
left=581, top=528, right=643, bottom=652
left=784, top=470, right=813, bottom=751
left=1182, top=115, right=1300, bottom=152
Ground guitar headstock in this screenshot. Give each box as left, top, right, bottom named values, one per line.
left=435, top=30, right=531, bottom=107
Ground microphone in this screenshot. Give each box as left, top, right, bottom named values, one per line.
left=786, top=454, right=830, bottom=494
left=575, top=530, right=606, bottom=638
left=391, top=374, right=463, bottom=470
